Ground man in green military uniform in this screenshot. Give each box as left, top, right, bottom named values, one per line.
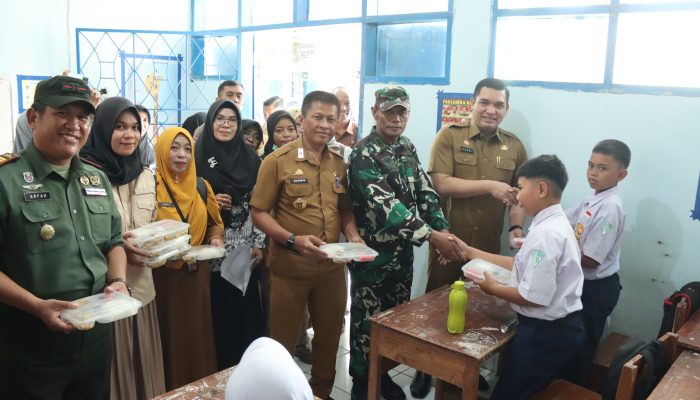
left=347, top=86, right=466, bottom=400
left=0, top=75, right=129, bottom=399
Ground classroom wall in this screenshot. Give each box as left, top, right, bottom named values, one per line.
left=361, top=0, right=700, bottom=340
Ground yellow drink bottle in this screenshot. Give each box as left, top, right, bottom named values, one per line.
left=447, top=280, right=468, bottom=334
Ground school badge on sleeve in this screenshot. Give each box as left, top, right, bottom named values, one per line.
left=531, top=250, right=545, bottom=266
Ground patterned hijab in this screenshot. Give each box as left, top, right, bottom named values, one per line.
left=80, top=96, right=143, bottom=185
left=155, top=127, right=221, bottom=248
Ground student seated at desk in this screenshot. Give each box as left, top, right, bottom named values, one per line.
left=225, top=337, right=313, bottom=400
left=455, top=155, right=585, bottom=400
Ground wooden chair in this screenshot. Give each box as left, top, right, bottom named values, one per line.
left=671, top=297, right=688, bottom=333
left=589, top=331, right=630, bottom=390
left=531, top=379, right=601, bottom=400
left=614, top=332, right=678, bottom=400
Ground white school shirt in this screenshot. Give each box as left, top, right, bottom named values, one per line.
left=565, top=187, right=625, bottom=280
left=511, top=204, right=583, bottom=321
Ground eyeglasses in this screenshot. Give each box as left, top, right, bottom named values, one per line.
left=214, top=115, right=237, bottom=126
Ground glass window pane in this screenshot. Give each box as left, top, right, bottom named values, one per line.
left=498, top=0, right=609, bottom=8
left=309, top=0, right=361, bottom=20
left=376, top=22, right=447, bottom=78
left=191, top=35, right=239, bottom=78
left=241, top=0, right=293, bottom=26
left=614, top=10, right=700, bottom=88
left=620, top=0, right=697, bottom=4
left=494, top=15, right=608, bottom=83
left=193, top=0, right=238, bottom=30
left=366, top=0, right=448, bottom=16
left=247, top=24, right=362, bottom=121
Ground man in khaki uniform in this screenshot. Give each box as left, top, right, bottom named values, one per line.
left=410, top=78, right=528, bottom=398
left=251, top=90, right=362, bottom=399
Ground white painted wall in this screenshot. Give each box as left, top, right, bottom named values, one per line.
left=361, top=0, right=700, bottom=340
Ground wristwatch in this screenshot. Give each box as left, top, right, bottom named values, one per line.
left=106, top=277, right=132, bottom=296
left=286, top=233, right=297, bottom=250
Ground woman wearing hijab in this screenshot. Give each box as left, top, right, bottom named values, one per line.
left=79, top=96, right=166, bottom=400
left=224, top=337, right=313, bottom=400
left=152, top=127, right=224, bottom=391
left=262, top=110, right=299, bottom=158
left=241, top=119, right=263, bottom=153
left=195, top=100, right=266, bottom=369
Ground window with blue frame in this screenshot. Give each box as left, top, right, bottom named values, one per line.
left=192, top=0, right=453, bottom=85
left=191, top=35, right=239, bottom=79
left=491, top=0, right=700, bottom=93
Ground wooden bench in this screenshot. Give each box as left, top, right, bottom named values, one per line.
left=615, top=332, right=678, bottom=400
left=531, top=379, right=601, bottom=400
left=588, top=298, right=688, bottom=390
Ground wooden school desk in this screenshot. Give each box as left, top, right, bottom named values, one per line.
left=647, top=350, right=700, bottom=399
left=677, top=306, right=700, bottom=352
left=151, top=367, right=235, bottom=400
left=368, top=283, right=516, bottom=400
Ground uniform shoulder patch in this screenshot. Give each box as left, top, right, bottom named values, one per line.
left=499, top=128, right=522, bottom=141
left=327, top=145, right=343, bottom=158
left=0, top=153, right=19, bottom=167
left=79, top=156, right=102, bottom=169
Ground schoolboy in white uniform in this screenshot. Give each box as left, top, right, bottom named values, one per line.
left=565, top=139, right=630, bottom=380
left=458, top=154, right=584, bottom=400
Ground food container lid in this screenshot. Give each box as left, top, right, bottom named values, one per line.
left=136, top=235, right=191, bottom=259
left=319, top=243, right=379, bottom=263
left=60, top=292, right=142, bottom=330
left=125, top=219, right=189, bottom=249
left=181, top=245, right=226, bottom=262
left=461, top=258, right=512, bottom=286
left=142, top=244, right=192, bottom=268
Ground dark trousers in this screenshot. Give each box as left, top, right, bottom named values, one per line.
left=211, top=269, right=265, bottom=369
left=575, top=273, right=622, bottom=382
left=0, top=307, right=112, bottom=400
left=491, top=312, right=586, bottom=400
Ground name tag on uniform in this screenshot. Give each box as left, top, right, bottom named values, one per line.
left=291, top=178, right=308, bottom=184
left=460, top=146, right=474, bottom=154
left=83, top=187, right=107, bottom=196
left=23, top=192, right=51, bottom=201
left=158, top=202, right=175, bottom=207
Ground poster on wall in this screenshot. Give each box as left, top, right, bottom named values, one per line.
left=17, top=75, right=51, bottom=113
left=435, top=91, right=473, bottom=132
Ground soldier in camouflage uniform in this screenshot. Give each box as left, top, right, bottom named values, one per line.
left=347, top=86, right=466, bottom=400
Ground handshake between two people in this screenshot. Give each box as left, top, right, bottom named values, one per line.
left=429, top=230, right=472, bottom=265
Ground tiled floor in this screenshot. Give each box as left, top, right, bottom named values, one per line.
left=294, top=313, right=499, bottom=400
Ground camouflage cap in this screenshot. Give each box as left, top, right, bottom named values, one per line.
left=34, top=75, right=95, bottom=113
left=375, top=85, right=410, bottom=112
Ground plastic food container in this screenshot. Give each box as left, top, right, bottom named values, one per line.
left=510, top=237, right=525, bottom=249
left=137, top=234, right=191, bottom=258
left=60, top=292, right=142, bottom=330
left=461, top=258, right=512, bottom=286
left=125, top=219, right=189, bottom=249
left=181, top=245, right=226, bottom=262
left=142, top=244, right=191, bottom=268
left=319, top=243, right=379, bottom=263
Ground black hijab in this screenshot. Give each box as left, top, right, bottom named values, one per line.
left=80, top=96, right=143, bottom=185
left=242, top=119, right=263, bottom=145
left=263, top=110, right=297, bottom=157
left=195, top=100, right=260, bottom=221
left=182, top=112, right=207, bottom=136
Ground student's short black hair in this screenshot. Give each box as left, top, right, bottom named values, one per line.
left=134, top=104, right=150, bottom=123
left=301, top=91, right=340, bottom=118
left=217, top=80, right=244, bottom=96
left=592, top=139, right=631, bottom=168
left=473, top=78, right=510, bottom=105
left=516, top=154, right=568, bottom=198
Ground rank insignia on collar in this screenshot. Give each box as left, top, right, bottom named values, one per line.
left=80, top=176, right=90, bottom=186
left=23, top=171, right=34, bottom=183
left=89, top=175, right=101, bottom=186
